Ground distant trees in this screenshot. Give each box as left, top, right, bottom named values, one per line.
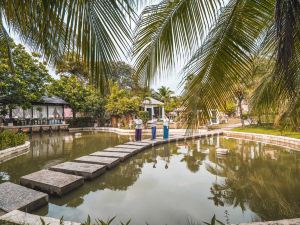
left=48, top=75, right=105, bottom=119
left=105, top=82, right=140, bottom=127
left=0, top=40, right=51, bottom=117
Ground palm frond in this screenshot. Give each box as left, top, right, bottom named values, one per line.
left=1, top=0, right=135, bottom=93
left=180, top=0, right=274, bottom=128
left=133, top=0, right=224, bottom=86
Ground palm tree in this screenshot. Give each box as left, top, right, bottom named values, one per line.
left=133, top=0, right=300, bottom=128
left=156, top=86, right=174, bottom=102
left=0, top=0, right=135, bottom=93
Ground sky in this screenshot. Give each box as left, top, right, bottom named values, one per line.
left=9, top=0, right=214, bottom=96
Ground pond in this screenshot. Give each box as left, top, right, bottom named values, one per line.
left=1, top=132, right=300, bottom=224
left=0, top=132, right=132, bottom=183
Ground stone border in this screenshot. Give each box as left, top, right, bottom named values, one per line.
left=0, top=141, right=30, bottom=163
left=231, top=218, right=300, bottom=225
left=69, top=127, right=207, bottom=136
left=224, top=131, right=300, bottom=151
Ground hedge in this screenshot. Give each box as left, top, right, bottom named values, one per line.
left=0, top=130, right=27, bottom=151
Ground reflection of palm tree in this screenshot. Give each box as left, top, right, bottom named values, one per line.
left=205, top=140, right=300, bottom=220
left=180, top=142, right=206, bottom=173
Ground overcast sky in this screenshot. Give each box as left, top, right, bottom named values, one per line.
left=10, top=0, right=222, bottom=96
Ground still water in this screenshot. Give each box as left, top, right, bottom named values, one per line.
left=1, top=132, right=300, bottom=224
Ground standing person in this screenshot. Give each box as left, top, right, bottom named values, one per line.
left=163, top=116, right=169, bottom=139
left=151, top=116, right=157, bottom=140
left=134, top=116, right=143, bottom=141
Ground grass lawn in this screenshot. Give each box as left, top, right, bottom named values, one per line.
left=232, top=125, right=300, bottom=139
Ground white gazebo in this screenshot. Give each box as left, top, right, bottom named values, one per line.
left=142, top=97, right=165, bottom=120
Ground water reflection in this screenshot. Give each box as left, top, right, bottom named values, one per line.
left=33, top=135, right=300, bottom=225
left=0, top=131, right=131, bottom=183
left=1, top=131, right=299, bottom=224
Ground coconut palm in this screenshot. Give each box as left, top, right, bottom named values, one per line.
left=156, top=86, right=174, bottom=102
left=133, top=0, right=300, bottom=128
left=0, top=0, right=136, bottom=93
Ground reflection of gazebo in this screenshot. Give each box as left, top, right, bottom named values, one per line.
left=142, top=97, right=165, bottom=120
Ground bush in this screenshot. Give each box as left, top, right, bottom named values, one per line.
left=0, top=130, right=27, bottom=151
left=138, top=111, right=149, bottom=124
left=66, top=117, right=95, bottom=128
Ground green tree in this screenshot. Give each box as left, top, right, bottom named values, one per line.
left=133, top=0, right=300, bottom=129
left=105, top=82, right=141, bottom=126
left=109, top=61, right=137, bottom=90
left=165, top=97, right=181, bottom=114
left=0, top=39, right=51, bottom=115
left=156, top=86, right=174, bottom=103
left=48, top=75, right=104, bottom=118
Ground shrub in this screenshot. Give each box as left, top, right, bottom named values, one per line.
left=138, top=111, right=149, bottom=124
left=0, top=130, right=27, bottom=151
left=66, top=117, right=95, bottom=128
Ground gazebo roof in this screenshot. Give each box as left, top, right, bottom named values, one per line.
left=142, top=97, right=164, bottom=106
left=34, top=96, right=69, bottom=105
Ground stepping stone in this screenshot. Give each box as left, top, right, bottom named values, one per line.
left=0, top=182, right=48, bottom=213
left=125, top=141, right=151, bottom=147
left=140, top=140, right=162, bottom=145
left=74, top=156, right=120, bottom=169
left=0, top=210, right=81, bottom=225
left=20, top=170, right=84, bottom=197
left=49, top=162, right=106, bottom=180
left=115, top=144, right=145, bottom=150
left=90, top=151, right=130, bottom=161
left=103, top=147, right=139, bottom=155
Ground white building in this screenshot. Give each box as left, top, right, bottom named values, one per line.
left=142, top=97, right=165, bottom=120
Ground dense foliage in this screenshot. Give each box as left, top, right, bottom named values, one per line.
left=0, top=39, right=51, bottom=115
left=105, top=82, right=141, bottom=117
left=48, top=75, right=105, bottom=119
left=133, top=0, right=300, bottom=130
left=0, top=130, right=27, bottom=150
left=0, top=1, right=134, bottom=93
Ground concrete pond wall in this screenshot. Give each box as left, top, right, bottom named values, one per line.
left=0, top=141, right=30, bottom=163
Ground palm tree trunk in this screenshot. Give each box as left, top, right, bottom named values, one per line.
left=238, top=99, right=244, bottom=128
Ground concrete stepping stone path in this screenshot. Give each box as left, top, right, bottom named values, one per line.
left=74, top=156, right=120, bottom=168
left=49, top=162, right=106, bottom=180
left=0, top=182, right=48, bottom=213
left=20, top=170, right=84, bottom=197
left=103, top=147, right=140, bottom=155
left=0, top=210, right=81, bottom=225
left=90, top=151, right=131, bottom=161
left=125, top=141, right=151, bottom=147
left=115, top=144, right=145, bottom=150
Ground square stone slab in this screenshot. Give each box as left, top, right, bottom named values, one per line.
left=115, top=144, right=145, bottom=150
left=0, top=210, right=81, bottom=225
left=0, top=182, right=48, bottom=213
left=103, top=147, right=139, bottom=155
left=140, top=139, right=163, bottom=145
left=74, top=156, right=120, bottom=169
left=20, top=170, right=84, bottom=197
left=125, top=142, right=151, bottom=147
left=90, top=151, right=131, bottom=161
left=49, top=162, right=106, bottom=180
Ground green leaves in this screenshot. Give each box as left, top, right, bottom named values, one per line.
left=0, top=39, right=52, bottom=111
left=0, top=0, right=135, bottom=93
left=105, top=82, right=141, bottom=117
left=133, top=0, right=224, bottom=85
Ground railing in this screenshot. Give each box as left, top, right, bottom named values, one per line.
left=4, top=118, right=65, bottom=126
